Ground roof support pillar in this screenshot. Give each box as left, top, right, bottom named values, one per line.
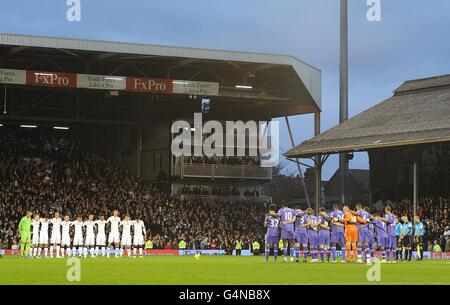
left=284, top=116, right=311, bottom=208
left=413, top=160, right=419, bottom=215
left=314, top=112, right=321, bottom=214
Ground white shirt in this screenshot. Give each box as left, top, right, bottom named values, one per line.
left=61, top=220, right=72, bottom=236
left=120, top=220, right=133, bottom=236
left=133, top=220, right=146, bottom=236
left=73, top=220, right=84, bottom=236
left=40, top=219, right=49, bottom=235
left=31, top=219, right=40, bottom=235
left=84, top=220, right=96, bottom=236
left=50, top=217, right=62, bottom=234
left=107, top=216, right=121, bottom=233
left=96, top=220, right=106, bottom=235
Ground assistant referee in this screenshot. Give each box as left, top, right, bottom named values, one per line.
left=414, top=216, right=424, bottom=261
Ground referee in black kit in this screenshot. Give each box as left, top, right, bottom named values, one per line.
left=414, top=216, right=425, bottom=261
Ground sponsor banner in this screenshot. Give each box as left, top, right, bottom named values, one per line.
left=179, top=250, right=226, bottom=256
left=144, top=249, right=179, bottom=256
left=27, top=71, right=77, bottom=88
left=126, top=77, right=173, bottom=94
left=232, top=250, right=253, bottom=256
left=0, top=68, right=26, bottom=85
left=428, top=252, right=450, bottom=259
left=173, top=80, right=219, bottom=96
left=77, top=74, right=126, bottom=90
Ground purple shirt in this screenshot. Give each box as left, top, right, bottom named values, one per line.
left=357, top=210, right=372, bottom=230
left=277, top=207, right=295, bottom=232
left=374, top=219, right=387, bottom=237
left=318, top=215, right=330, bottom=232
left=265, top=215, right=279, bottom=237
left=384, top=213, right=396, bottom=236
left=294, top=210, right=307, bottom=234
left=305, top=215, right=319, bottom=232
left=329, top=210, right=345, bottom=233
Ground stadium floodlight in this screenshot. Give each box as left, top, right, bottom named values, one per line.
left=53, top=126, right=70, bottom=130
left=20, top=124, right=37, bottom=128
left=235, top=85, right=253, bottom=89
left=0, top=123, right=3, bottom=127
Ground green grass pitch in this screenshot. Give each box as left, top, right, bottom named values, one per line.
left=0, top=256, right=449, bottom=285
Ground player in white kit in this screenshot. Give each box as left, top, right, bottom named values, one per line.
left=84, top=214, right=97, bottom=258
left=49, top=212, right=62, bottom=258
left=132, top=216, right=146, bottom=258
left=120, top=215, right=133, bottom=257
left=72, top=216, right=84, bottom=257
left=31, top=214, right=40, bottom=258
left=95, top=215, right=107, bottom=256
left=107, top=210, right=121, bottom=258
left=39, top=216, right=50, bottom=258
left=61, top=215, right=73, bottom=258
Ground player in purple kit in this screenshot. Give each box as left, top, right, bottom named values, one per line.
left=373, top=212, right=388, bottom=263
left=264, top=204, right=280, bottom=263
left=380, top=206, right=397, bottom=263
left=278, top=204, right=296, bottom=263
left=294, top=206, right=308, bottom=263
left=321, top=204, right=346, bottom=263
left=318, top=207, right=331, bottom=263
left=354, top=203, right=372, bottom=263
left=305, top=208, right=320, bottom=263
left=364, top=207, right=376, bottom=264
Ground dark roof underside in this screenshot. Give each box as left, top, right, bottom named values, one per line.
left=285, top=74, right=450, bottom=158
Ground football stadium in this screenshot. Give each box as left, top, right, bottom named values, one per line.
left=1, top=2, right=450, bottom=289
left=0, top=32, right=449, bottom=286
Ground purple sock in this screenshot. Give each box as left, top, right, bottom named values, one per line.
left=386, top=248, right=391, bottom=261
left=274, top=249, right=278, bottom=261
left=265, top=247, right=270, bottom=261
left=331, top=246, right=337, bottom=261
left=282, top=247, right=287, bottom=257
left=303, top=246, right=309, bottom=259
left=295, top=246, right=300, bottom=259
left=290, top=247, right=295, bottom=258
left=319, top=248, right=325, bottom=261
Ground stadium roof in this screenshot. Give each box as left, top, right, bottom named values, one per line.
left=284, top=74, right=450, bottom=158
left=0, top=33, right=321, bottom=124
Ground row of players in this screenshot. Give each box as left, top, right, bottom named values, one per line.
left=20, top=210, right=147, bottom=258
left=264, top=203, right=424, bottom=264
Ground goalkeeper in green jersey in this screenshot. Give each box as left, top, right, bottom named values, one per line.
left=18, top=211, right=32, bottom=258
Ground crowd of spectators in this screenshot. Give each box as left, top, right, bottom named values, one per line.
left=180, top=185, right=261, bottom=198
left=0, top=130, right=265, bottom=252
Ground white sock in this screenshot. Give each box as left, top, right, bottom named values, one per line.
left=50, top=246, right=54, bottom=257
left=95, top=246, right=99, bottom=256
left=133, top=248, right=137, bottom=256
left=44, top=247, right=48, bottom=257
left=139, top=248, right=143, bottom=256
left=56, top=245, right=61, bottom=256
left=107, top=247, right=111, bottom=257
left=37, top=248, right=42, bottom=257
left=102, top=247, right=106, bottom=256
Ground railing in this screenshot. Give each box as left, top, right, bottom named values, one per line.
left=180, top=194, right=272, bottom=203
left=171, top=163, right=272, bottom=180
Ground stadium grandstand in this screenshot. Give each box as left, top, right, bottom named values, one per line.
left=285, top=74, right=450, bottom=252
left=0, top=33, right=322, bottom=252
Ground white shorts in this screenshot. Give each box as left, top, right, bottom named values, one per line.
left=73, top=235, right=84, bottom=246
left=32, top=233, right=40, bottom=245
left=121, top=235, right=132, bottom=246
left=96, top=233, right=106, bottom=246
left=50, top=232, right=61, bottom=244
left=133, top=235, right=144, bottom=246
left=61, top=234, right=71, bottom=247
left=85, top=234, right=95, bottom=246
left=108, top=232, right=120, bottom=244
left=39, top=233, right=48, bottom=245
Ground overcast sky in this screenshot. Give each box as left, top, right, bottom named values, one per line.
left=1, top=0, right=449, bottom=179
